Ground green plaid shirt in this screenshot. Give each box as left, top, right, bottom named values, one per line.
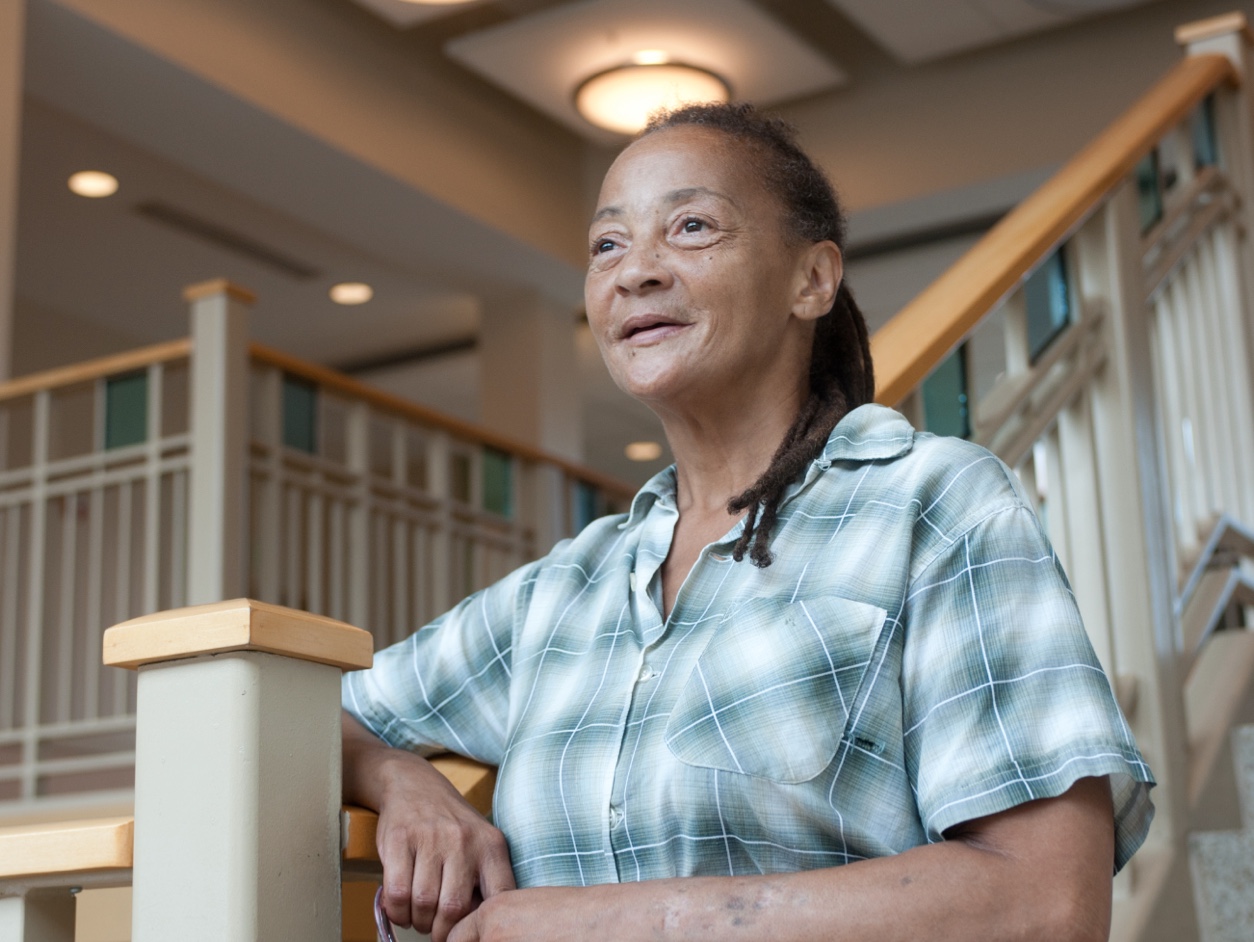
left=343, top=405, right=1154, bottom=887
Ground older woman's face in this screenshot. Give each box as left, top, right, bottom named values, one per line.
left=585, top=126, right=830, bottom=415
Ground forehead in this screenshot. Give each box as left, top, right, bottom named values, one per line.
left=596, top=126, right=773, bottom=212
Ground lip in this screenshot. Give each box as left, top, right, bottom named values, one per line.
left=618, top=313, right=691, bottom=345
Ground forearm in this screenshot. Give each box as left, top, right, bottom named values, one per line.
left=457, top=778, right=1113, bottom=942
left=590, top=839, right=1097, bottom=942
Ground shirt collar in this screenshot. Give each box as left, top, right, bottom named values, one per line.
left=619, top=404, right=915, bottom=530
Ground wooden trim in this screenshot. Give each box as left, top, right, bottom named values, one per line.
left=341, top=756, right=496, bottom=862
left=183, top=278, right=257, bottom=305
left=250, top=342, right=638, bottom=502
left=0, top=816, right=133, bottom=879
left=0, top=338, right=192, bottom=404
left=1176, top=12, right=1254, bottom=47
left=103, top=598, right=375, bottom=671
left=0, top=755, right=490, bottom=878
left=871, top=54, right=1237, bottom=407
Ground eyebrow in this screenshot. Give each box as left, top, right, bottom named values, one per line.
left=590, top=186, right=734, bottom=224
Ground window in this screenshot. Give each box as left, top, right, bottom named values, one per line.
left=482, top=447, right=513, bottom=518
left=1025, top=249, right=1071, bottom=363
left=921, top=346, right=970, bottom=439
left=281, top=374, right=318, bottom=454
left=1135, top=149, right=1163, bottom=233
left=105, top=371, right=148, bottom=449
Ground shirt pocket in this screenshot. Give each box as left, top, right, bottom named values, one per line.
left=663, top=595, right=887, bottom=784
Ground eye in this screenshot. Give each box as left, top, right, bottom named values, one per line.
left=591, top=238, right=618, bottom=256
left=681, top=218, right=705, bottom=233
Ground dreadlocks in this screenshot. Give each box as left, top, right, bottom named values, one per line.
left=641, top=103, right=876, bottom=568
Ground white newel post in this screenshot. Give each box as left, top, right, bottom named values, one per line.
left=186, top=279, right=255, bottom=605
left=104, top=599, right=374, bottom=942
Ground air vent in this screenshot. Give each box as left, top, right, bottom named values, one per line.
left=134, top=201, right=321, bottom=280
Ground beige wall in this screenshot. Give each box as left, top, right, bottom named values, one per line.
left=781, top=0, right=1254, bottom=213
left=11, top=295, right=141, bottom=376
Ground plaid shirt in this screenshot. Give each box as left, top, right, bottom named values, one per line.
left=343, top=404, right=1154, bottom=887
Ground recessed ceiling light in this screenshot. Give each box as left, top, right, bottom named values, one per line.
left=395, top=0, right=476, bottom=4
left=575, top=63, right=730, bottom=136
left=330, top=282, right=373, bottom=305
left=68, top=171, right=119, bottom=198
left=625, top=441, right=664, bottom=462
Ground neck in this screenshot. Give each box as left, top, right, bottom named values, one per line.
left=655, top=383, right=806, bottom=518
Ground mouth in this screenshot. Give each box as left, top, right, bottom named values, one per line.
left=619, top=314, right=690, bottom=344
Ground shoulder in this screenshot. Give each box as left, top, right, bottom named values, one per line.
left=816, top=406, right=1037, bottom=573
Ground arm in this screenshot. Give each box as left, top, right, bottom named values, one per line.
left=450, top=776, right=1114, bottom=942
left=342, top=713, right=515, bottom=942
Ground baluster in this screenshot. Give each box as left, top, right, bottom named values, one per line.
left=22, top=390, right=49, bottom=800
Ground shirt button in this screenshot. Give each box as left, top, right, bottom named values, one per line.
left=638, top=666, right=657, bottom=682
left=629, top=572, right=638, bottom=592
left=608, top=805, right=623, bottom=829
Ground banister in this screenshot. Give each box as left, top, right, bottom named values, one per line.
left=870, top=52, right=1238, bottom=407
left=0, top=338, right=191, bottom=404
left=250, top=341, right=638, bottom=502
left=0, top=817, right=132, bottom=884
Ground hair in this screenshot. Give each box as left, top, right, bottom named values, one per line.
left=641, top=102, right=876, bottom=568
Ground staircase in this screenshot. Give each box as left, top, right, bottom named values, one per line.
left=1190, top=724, right=1254, bottom=942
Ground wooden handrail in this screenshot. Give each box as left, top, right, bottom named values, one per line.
left=870, top=53, right=1238, bottom=407
left=0, top=338, right=192, bottom=404
left=0, top=758, right=491, bottom=882
left=250, top=342, right=637, bottom=502
left=0, top=816, right=133, bottom=880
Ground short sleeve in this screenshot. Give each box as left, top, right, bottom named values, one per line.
left=341, top=557, right=543, bottom=766
left=901, top=505, right=1155, bottom=872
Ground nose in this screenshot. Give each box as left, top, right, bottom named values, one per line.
left=614, top=239, right=673, bottom=296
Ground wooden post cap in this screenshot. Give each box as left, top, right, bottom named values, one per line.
left=1176, top=12, right=1254, bottom=47
left=103, top=599, right=375, bottom=671
left=182, top=278, right=258, bottom=304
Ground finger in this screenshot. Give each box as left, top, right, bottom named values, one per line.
left=478, top=836, right=517, bottom=898
left=446, top=909, right=479, bottom=942
left=431, top=852, right=477, bottom=942
left=409, top=854, right=443, bottom=934
left=380, top=836, right=416, bottom=928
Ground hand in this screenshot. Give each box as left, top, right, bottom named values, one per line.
left=342, top=714, right=516, bottom=942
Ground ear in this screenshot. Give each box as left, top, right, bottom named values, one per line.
left=790, top=241, right=843, bottom=323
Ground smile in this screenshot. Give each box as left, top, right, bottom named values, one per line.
left=619, top=315, right=690, bottom=344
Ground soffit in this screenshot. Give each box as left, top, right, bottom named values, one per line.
left=444, top=0, right=848, bottom=143
left=826, top=0, right=1160, bottom=64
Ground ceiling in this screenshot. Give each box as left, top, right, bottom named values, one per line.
left=12, top=0, right=1169, bottom=485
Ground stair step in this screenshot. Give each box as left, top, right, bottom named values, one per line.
left=1188, top=725, right=1254, bottom=942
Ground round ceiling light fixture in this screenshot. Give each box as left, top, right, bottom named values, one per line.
left=624, top=441, right=664, bottom=462
left=575, top=59, right=731, bottom=136
left=329, top=282, right=374, bottom=305
left=67, top=170, right=119, bottom=198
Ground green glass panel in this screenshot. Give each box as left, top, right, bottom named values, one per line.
left=1193, top=95, right=1219, bottom=169
left=573, top=481, right=599, bottom=533
left=921, top=346, right=970, bottom=439
left=1025, top=249, right=1071, bottom=363
left=1135, top=149, right=1163, bottom=233
left=450, top=453, right=472, bottom=503
left=282, top=374, right=318, bottom=454
left=482, top=447, right=513, bottom=517
left=105, top=371, right=148, bottom=450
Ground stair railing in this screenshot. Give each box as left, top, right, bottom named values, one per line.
left=870, top=13, right=1254, bottom=941
left=0, top=281, right=632, bottom=810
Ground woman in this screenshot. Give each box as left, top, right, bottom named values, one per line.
left=342, top=103, right=1154, bottom=942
